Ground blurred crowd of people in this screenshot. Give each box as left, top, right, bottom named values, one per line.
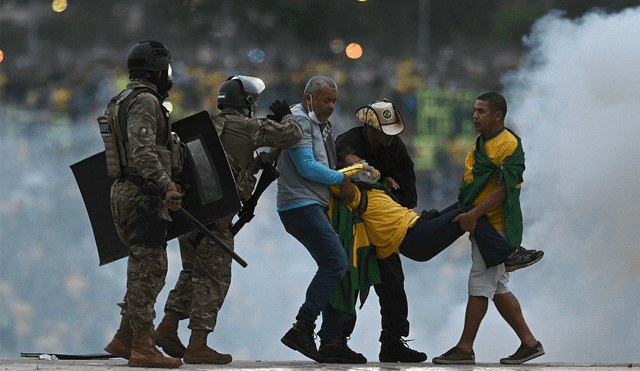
left=0, top=41, right=519, bottom=213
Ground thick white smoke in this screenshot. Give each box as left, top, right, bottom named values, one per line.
left=493, top=7, right=640, bottom=362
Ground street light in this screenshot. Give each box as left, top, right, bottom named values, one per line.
left=346, top=43, right=362, bottom=59
left=52, top=0, right=67, bottom=12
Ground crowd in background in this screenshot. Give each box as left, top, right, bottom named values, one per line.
left=0, top=37, right=521, bottom=211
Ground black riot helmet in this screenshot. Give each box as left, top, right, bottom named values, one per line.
left=127, top=40, right=173, bottom=98
left=127, top=40, right=172, bottom=72
left=217, top=75, right=265, bottom=116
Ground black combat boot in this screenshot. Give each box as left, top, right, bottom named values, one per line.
left=379, top=337, right=427, bottom=363
left=319, top=332, right=367, bottom=364
left=281, top=319, right=324, bottom=362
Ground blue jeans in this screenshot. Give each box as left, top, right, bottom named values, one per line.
left=279, top=203, right=348, bottom=341
left=399, top=203, right=516, bottom=267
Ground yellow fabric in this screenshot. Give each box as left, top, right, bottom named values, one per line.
left=340, top=163, right=366, bottom=177
left=359, top=189, right=418, bottom=258
left=330, top=166, right=419, bottom=259
left=463, top=129, right=522, bottom=230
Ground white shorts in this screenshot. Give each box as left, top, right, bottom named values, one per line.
left=468, top=231, right=510, bottom=299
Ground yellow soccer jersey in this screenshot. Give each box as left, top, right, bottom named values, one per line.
left=330, top=164, right=419, bottom=259
left=463, top=129, right=522, bottom=230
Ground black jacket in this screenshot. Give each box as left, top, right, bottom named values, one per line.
left=335, top=126, right=417, bottom=209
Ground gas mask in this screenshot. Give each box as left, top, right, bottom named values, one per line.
left=154, top=65, right=173, bottom=99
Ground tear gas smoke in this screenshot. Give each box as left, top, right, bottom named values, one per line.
left=455, top=7, right=640, bottom=362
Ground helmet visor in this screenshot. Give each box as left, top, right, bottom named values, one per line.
left=233, top=75, right=265, bottom=96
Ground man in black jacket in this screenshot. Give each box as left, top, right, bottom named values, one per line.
left=334, top=99, right=425, bottom=363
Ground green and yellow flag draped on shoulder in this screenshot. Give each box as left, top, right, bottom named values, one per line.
left=458, top=128, right=525, bottom=246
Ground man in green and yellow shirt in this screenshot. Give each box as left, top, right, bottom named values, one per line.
left=433, top=92, right=544, bottom=365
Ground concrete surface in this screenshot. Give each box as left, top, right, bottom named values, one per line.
left=0, top=358, right=636, bottom=371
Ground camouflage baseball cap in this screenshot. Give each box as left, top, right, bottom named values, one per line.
left=355, top=99, right=405, bottom=136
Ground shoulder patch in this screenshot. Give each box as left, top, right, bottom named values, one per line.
left=143, top=114, right=157, bottom=130
left=137, top=125, right=151, bottom=137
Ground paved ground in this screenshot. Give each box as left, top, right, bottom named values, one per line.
left=0, top=358, right=636, bottom=371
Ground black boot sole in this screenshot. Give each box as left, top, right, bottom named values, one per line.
left=323, top=356, right=367, bottom=364
left=379, top=355, right=428, bottom=363
left=281, top=337, right=326, bottom=363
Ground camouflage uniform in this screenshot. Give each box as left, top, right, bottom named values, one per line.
left=163, top=108, right=302, bottom=331
left=110, top=79, right=178, bottom=331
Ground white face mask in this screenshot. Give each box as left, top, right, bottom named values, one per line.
left=308, top=95, right=323, bottom=124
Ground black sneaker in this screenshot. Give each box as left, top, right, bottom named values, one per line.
left=432, top=346, right=475, bottom=364
left=319, top=333, right=367, bottom=364
left=420, top=209, right=440, bottom=221
left=379, top=338, right=427, bottom=363
left=281, top=320, right=325, bottom=362
left=500, top=341, right=545, bottom=364
left=504, top=247, right=544, bottom=272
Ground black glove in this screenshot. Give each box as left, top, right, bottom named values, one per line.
left=266, top=100, right=291, bottom=122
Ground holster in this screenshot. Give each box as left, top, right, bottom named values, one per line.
left=132, top=192, right=168, bottom=248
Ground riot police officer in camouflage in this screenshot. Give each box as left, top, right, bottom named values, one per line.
left=153, top=75, right=303, bottom=364
left=103, top=40, right=184, bottom=369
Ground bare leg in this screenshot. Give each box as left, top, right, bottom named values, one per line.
left=493, top=292, right=537, bottom=347
left=456, top=296, right=488, bottom=353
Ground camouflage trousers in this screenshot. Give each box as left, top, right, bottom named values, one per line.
left=111, top=180, right=170, bottom=331
left=163, top=226, right=234, bottom=332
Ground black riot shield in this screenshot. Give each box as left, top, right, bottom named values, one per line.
left=70, top=110, right=241, bottom=266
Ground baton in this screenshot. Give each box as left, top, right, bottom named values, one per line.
left=149, top=182, right=248, bottom=268
left=174, top=205, right=248, bottom=268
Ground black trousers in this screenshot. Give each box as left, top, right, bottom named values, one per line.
left=339, top=203, right=517, bottom=342
left=341, top=252, right=409, bottom=343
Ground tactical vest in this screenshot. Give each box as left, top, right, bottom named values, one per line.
left=98, top=87, right=184, bottom=178
left=212, top=112, right=257, bottom=202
